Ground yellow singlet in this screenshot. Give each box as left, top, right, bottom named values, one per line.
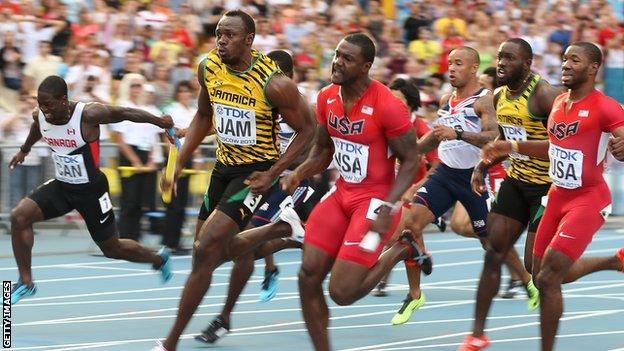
left=496, top=74, right=552, bottom=185
left=204, top=49, right=282, bottom=166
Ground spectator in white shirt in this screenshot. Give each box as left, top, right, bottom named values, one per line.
left=22, top=40, right=61, bottom=93
left=65, top=47, right=111, bottom=101
left=253, top=19, right=278, bottom=53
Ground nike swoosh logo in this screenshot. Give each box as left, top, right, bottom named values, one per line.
left=99, top=215, right=110, bottom=224
left=343, top=241, right=360, bottom=246
left=327, top=98, right=336, bottom=104
left=558, top=232, right=575, bottom=239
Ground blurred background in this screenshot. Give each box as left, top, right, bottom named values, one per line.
left=0, top=0, right=623, bottom=236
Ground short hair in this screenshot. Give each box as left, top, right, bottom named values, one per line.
left=38, top=75, right=68, bottom=98
left=482, top=66, right=498, bottom=87
left=570, top=41, right=603, bottom=66
left=267, top=50, right=293, bottom=76
left=343, top=32, right=376, bottom=63
left=505, top=37, right=533, bottom=60
left=452, top=46, right=480, bottom=65
left=223, top=9, right=255, bottom=35
left=389, top=77, right=421, bottom=111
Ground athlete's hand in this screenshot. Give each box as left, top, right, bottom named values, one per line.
left=471, top=168, right=487, bottom=195
left=160, top=164, right=182, bottom=197
left=245, top=170, right=275, bottom=195
left=608, top=136, right=624, bottom=161
left=281, top=172, right=301, bottom=195
left=158, top=114, right=174, bottom=129
left=9, top=150, right=26, bottom=169
left=432, top=125, right=457, bottom=141
left=370, top=205, right=392, bottom=234
left=481, top=141, right=512, bottom=165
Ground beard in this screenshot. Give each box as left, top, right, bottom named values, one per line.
left=497, top=68, right=525, bottom=87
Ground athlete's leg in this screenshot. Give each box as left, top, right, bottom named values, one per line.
left=299, top=245, right=335, bottom=351
left=535, top=248, right=573, bottom=351
left=264, top=254, right=277, bottom=272
left=219, top=251, right=254, bottom=325
left=402, top=204, right=435, bottom=300
left=253, top=238, right=301, bottom=259
left=224, top=221, right=293, bottom=260
left=96, top=236, right=163, bottom=265
left=162, top=210, right=239, bottom=351
left=450, top=202, right=474, bottom=237
left=471, top=213, right=524, bottom=337
left=10, top=198, right=45, bottom=286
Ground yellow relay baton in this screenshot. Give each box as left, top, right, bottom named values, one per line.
left=162, top=128, right=182, bottom=204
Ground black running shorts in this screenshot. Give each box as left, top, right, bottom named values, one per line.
left=28, top=171, right=116, bottom=242
left=197, top=161, right=279, bottom=230
left=490, top=176, right=551, bottom=233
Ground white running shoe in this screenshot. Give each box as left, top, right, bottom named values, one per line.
left=279, top=207, right=305, bottom=243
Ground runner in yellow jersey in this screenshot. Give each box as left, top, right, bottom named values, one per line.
left=154, top=10, right=314, bottom=351
left=459, top=38, right=564, bottom=351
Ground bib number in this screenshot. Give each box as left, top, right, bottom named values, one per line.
left=52, top=153, right=89, bottom=184
left=366, top=198, right=386, bottom=220
left=332, top=137, right=369, bottom=183
left=99, top=192, right=113, bottom=214
left=243, top=190, right=262, bottom=212
left=214, top=103, right=257, bottom=146
left=548, top=144, right=583, bottom=189
left=500, top=124, right=529, bottom=160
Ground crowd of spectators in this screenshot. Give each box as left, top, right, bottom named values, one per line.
left=0, top=0, right=623, bottom=210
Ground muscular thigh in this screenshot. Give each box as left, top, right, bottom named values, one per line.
left=27, top=179, right=72, bottom=220
left=304, top=191, right=351, bottom=259
left=336, top=198, right=402, bottom=268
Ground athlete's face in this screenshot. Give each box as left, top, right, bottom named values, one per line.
left=478, top=73, right=494, bottom=90
left=447, top=49, right=478, bottom=88
left=331, top=40, right=371, bottom=86
left=561, top=45, right=599, bottom=89
left=37, top=91, right=69, bottom=123
left=496, top=42, right=530, bottom=87
left=215, top=16, right=254, bottom=65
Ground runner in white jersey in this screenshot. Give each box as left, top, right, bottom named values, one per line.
left=388, top=47, right=524, bottom=325
left=8, top=75, right=175, bottom=304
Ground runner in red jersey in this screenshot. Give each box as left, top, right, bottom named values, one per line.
left=481, top=42, right=624, bottom=351
left=282, top=33, right=423, bottom=351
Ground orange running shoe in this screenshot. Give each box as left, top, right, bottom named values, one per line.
left=458, top=335, right=491, bottom=351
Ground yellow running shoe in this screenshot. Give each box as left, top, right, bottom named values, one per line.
left=525, top=279, right=539, bottom=311
left=391, top=292, right=426, bottom=325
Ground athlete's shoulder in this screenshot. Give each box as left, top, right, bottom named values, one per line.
left=317, top=84, right=339, bottom=100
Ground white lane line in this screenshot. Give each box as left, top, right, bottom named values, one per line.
left=371, top=330, right=624, bottom=350
left=339, top=309, right=623, bottom=351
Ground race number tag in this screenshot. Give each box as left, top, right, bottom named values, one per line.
left=549, top=144, right=583, bottom=189
left=365, top=198, right=385, bottom=220
left=99, top=192, right=113, bottom=214
left=214, top=103, right=257, bottom=146
left=52, top=153, right=89, bottom=184
left=243, top=191, right=262, bottom=212
left=332, top=137, right=369, bottom=183
left=436, top=112, right=469, bottom=151
left=500, top=124, right=529, bottom=160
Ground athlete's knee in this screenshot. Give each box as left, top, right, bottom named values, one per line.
left=10, top=206, right=34, bottom=230
left=484, top=246, right=506, bottom=267
left=100, top=244, right=122, bottom=259
left=328, top=286, right=356, bottom=306
left=298, top=265, right=324, bottom=289
left=535, top=266, right=562, bottom=291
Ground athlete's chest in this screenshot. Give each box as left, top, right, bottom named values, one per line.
left=325, top=101, right=381, bottom=144
left=548, top=99, right=597, bottom=143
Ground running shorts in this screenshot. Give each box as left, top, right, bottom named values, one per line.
left=250, top=178, right=311, bottom=227
left=490, top=176, right=551, bottom=233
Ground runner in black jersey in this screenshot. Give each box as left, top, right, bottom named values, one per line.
left=8, top=75, right=175, bottom=304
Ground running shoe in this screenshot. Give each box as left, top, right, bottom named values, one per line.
left=500, top=278, right=522, bottom=299
left=525, top=279, right=539, bottom=311
left=156, top=247, right=173, bottom=283
left=391, top=292, right=426, bottom=325
left=616, top=248, right=624, bottom=272
left=432, top=217, right=447, bottom=232
left=259, top=268, right=279, bottom=302
left=400, top=230, right=433, bottom=275
left=372, top=281, right=388, bottom=297
left=10, top=279, right=37, bottom=304
left=279, top=207, right=305, bottom=243
left=195, top=316, right=231, bottom=344
left=458, top=335, right=491, bottom=351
